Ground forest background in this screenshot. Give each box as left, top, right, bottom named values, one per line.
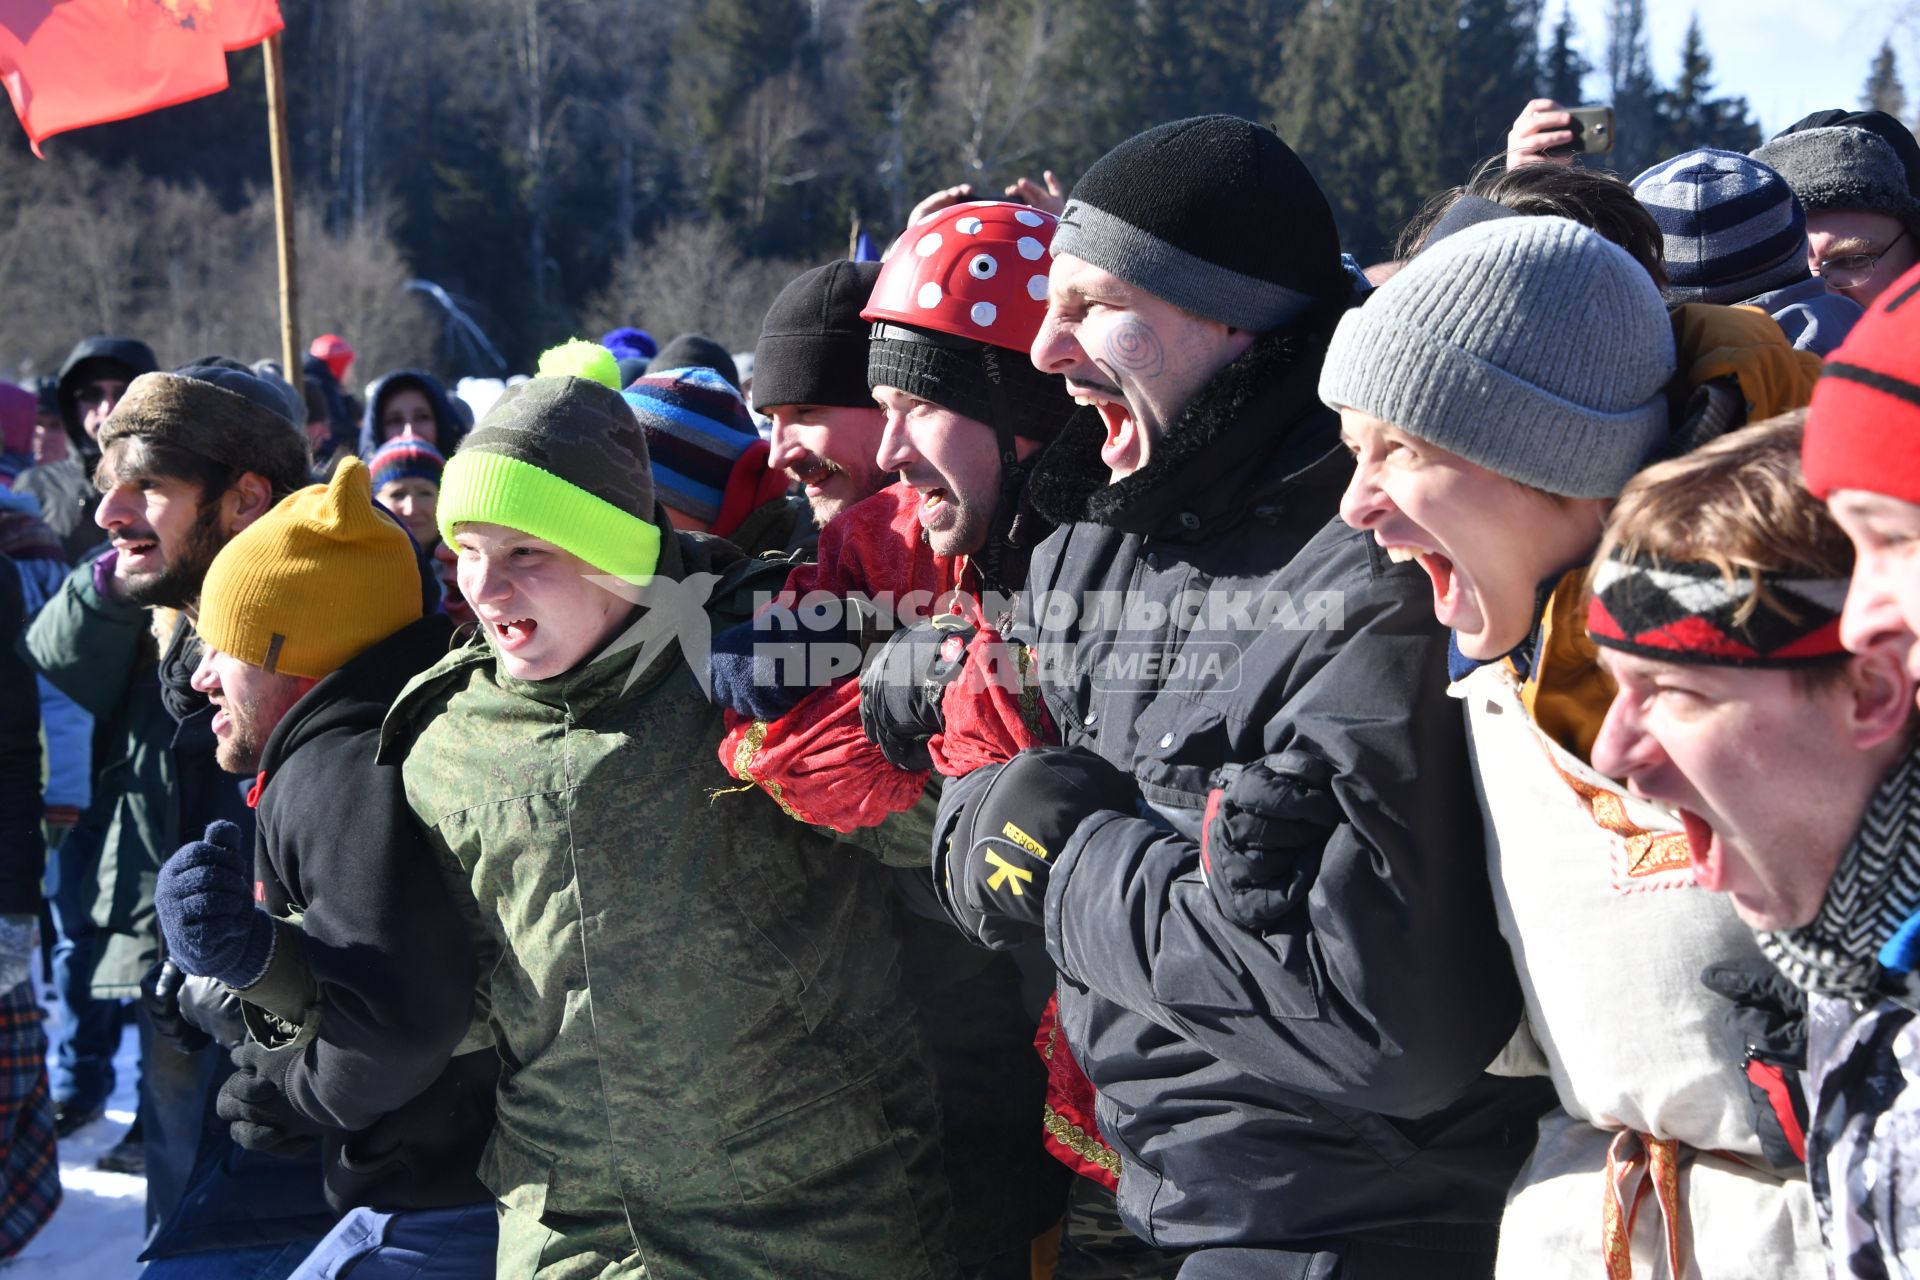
left=0, top=0, right=1911, bottom=385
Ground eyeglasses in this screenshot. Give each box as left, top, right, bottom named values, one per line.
left=76, top=381, right=128, bottom=408
left=1814, top=228, right=1910, bottom=290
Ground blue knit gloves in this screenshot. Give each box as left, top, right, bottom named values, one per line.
left=155, top=820, right=275, bottom=989
left=708, top=607, right=865, bottom=721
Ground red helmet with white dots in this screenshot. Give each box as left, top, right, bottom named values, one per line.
left=861, top=200, right=1057, bottom=353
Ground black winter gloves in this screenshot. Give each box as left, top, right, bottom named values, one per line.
left=860, top=613, right=977, bottom=770
left=218, top=1042, right=322, bottom=1158
left=1701, top=959, right=1809, bottom=1167
left=1200, top=752, right=1342, bottom=930
left=154, top=820, right=275, bottom=989
left=141, top=957, right=248, bottom=1054
left=935, top=746, right=1139, bottom=950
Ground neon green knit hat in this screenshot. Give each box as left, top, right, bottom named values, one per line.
left=436, top=375, right=660, bottom=582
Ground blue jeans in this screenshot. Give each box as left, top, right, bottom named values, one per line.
left=48, top=825, right=117, bottom=1112
left=288, top=1203, right=498, bottom=1279
left=140, top=1238, right=318, bottom=1279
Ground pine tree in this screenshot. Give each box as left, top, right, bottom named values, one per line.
left=1655, top=16, right=1761, bottom=160
left=1269, top=0, right=1536, bottom=263
left=1604, top=0, right=1660, bottom=175
left=1539, top=1, right=1589, bottom=104
left=1865, top=38, right=1909, bottom=121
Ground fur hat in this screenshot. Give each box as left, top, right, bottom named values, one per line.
left=1755, top=124, right=1920, bottom=240
left=99, top=367, right=312, bottom=497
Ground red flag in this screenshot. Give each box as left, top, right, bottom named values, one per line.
left=196, top=0, right=281, bottom=50
left=0, top=0, right=284, bottom=156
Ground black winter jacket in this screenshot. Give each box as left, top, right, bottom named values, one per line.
left=15, top=336, right=160, bottom=562
left=0, top=556, right=44, bottom=916
left=247, top=613, right=495, bottom=1214
left=939, top=328, right=1553, bottom=1255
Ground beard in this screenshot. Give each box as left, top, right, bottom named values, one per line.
left=213, top=704, right=271, bottom=774
left=122, top=505, right=226, bottom=610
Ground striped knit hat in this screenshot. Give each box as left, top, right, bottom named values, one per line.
left=1631, top=148, right=1810, bottom=305
left=438, top=374, right=659, bottom=581
left=1802, top=263, right=1920, bottom=504
left=367, top=428, right=444, bottom=491
left=621, top=367, right=761, bottom=527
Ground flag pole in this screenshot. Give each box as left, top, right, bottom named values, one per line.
left=262, top=32, right=300, bottom=381
left=849, top=213, right=860, bottom=262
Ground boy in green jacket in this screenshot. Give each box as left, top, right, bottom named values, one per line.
left=381, top=373, right=955, bottom=1280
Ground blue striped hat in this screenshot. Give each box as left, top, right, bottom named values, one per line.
left=621, top=366, right=758, bottom=525
left=1631, top=148, right=1810, bottom=305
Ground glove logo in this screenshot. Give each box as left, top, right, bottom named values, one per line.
left=1000, top=821, right=1049, bottom=861
left=984, top=851, right=1035, bottom=895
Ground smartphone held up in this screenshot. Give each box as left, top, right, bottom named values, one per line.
left=1547, top=105, right=1615, bottom=158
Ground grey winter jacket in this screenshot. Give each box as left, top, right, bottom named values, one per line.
left=1746, top=275, right=1862, bottom=355
left=935, top=326, right=1553, bottom=1256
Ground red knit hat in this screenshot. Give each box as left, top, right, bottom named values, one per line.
left=1802, top=262, right=1920, bottom=503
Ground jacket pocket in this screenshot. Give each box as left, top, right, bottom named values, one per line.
left=723, top=862, right=829, bottom=1030
left=1307, top=1095, right=1420, bottom=1169
left=721, top=1075, right=892, bottom=1203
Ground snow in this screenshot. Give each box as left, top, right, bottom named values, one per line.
left=4, top=979, right=147, bottom=1278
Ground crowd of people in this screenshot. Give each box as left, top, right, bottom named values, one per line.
left=0, top=96, right=1917, bottom=1280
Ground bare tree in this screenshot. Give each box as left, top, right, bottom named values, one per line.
left=739, top=71, right=825, bottom=225
left=584, top=220, right=806, bottom=351
left=934, top=0, right=1076, bottom=180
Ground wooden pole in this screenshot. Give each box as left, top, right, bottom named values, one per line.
left=263, top=33, right=299, bottom=381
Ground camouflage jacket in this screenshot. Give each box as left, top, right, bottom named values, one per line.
left=382, top=529, right=955, bottom=1279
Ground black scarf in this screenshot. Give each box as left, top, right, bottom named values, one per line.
left=1760, top=740, right=1920, bottom=1002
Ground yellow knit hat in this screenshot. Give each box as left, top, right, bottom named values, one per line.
left=198, top=458, right=422, bottom=680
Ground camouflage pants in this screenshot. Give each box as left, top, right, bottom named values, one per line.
left=1055, top=1176, right=1189, bottom=1280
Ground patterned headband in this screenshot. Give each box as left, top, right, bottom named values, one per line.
left=1587, top=551, right=1851, bottom=667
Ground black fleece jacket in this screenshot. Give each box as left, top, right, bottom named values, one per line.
left=247, top=612, right=495, bottom=1213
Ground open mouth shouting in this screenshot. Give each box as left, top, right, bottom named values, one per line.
left=486, top=615, right=539, bottom=652
left=895, top=467, right=956, bottom=532
left=112, top=532, right=162, bottom=572
left=1382, top=542, right=1463, bottom=620
left=1068, top=379, right=1139, bottom=475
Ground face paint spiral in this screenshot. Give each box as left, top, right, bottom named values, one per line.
left=1103, top=319, right=1165, bottom=379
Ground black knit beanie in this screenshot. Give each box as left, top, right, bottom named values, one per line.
left=867, top=324, right=1076, bottom=445
left=1053, top=115, right=1347, bottom=333
left=647, top=333, right=741, bottom=392
left=752, top=260, right=883, bottom=413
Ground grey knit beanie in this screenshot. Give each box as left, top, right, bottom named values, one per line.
left=1753, top=126, right=1920, bottom=239
left=1318, top=216, right=1675, bottom=499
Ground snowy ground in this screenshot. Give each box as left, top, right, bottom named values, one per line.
left=4, top=977, right=148, bottom=1278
